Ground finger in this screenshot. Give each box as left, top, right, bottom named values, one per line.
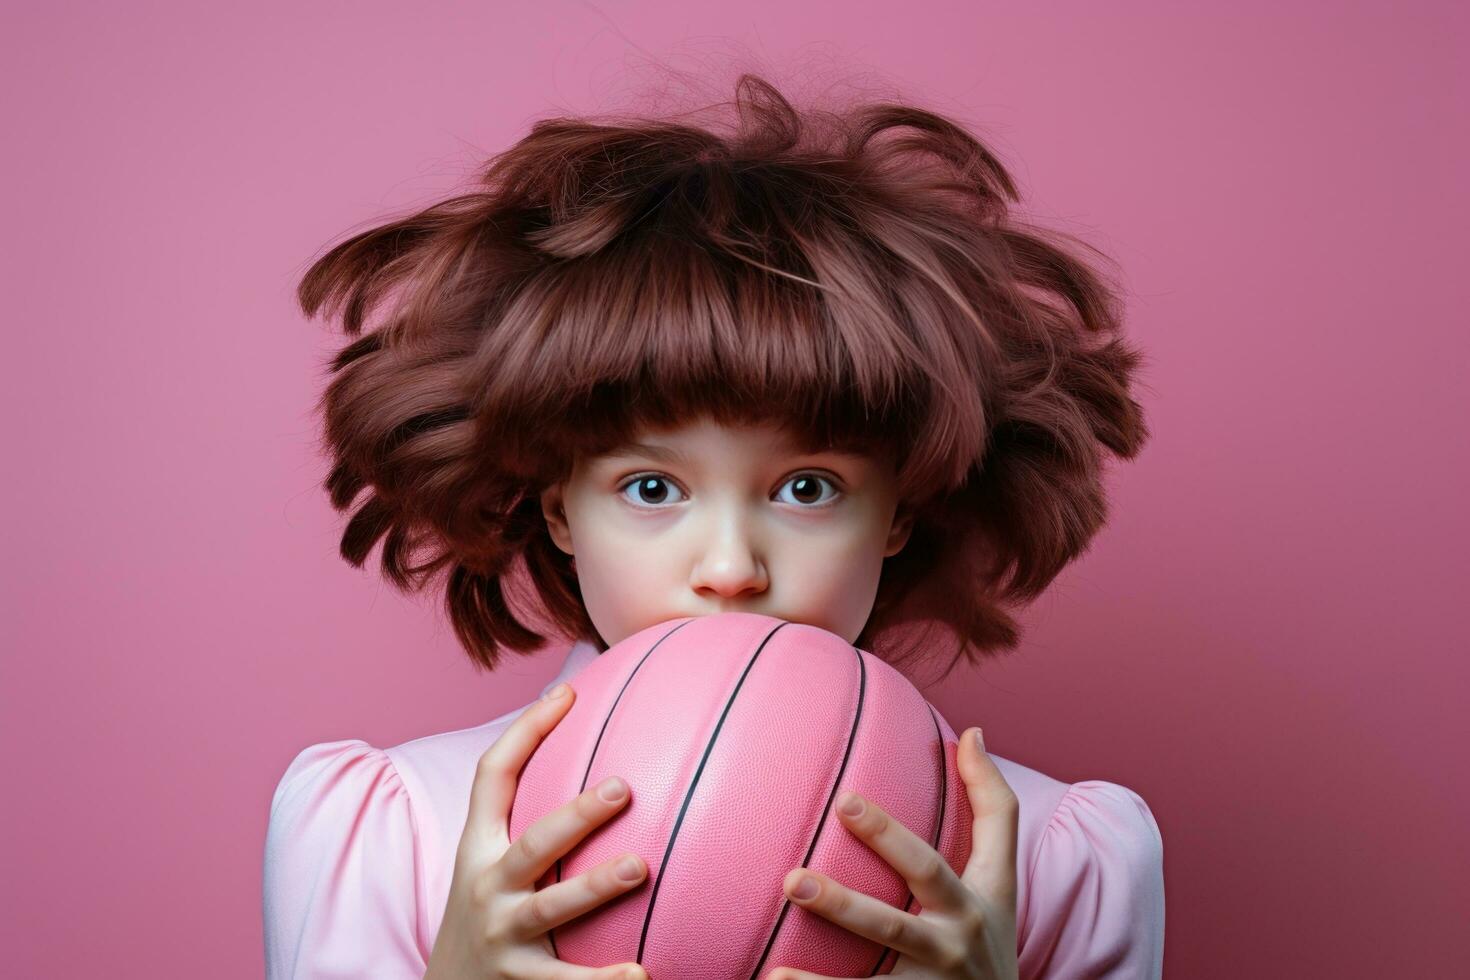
left=957, top=727, right=1020, bottom=898
left=501, top=947, right=648, bottom=980
left=588, top=967, right=647, bottom=980
left=465, top=684, right=577, bottom=847
left=763, top=970, right=846, bottom=980
left=507, top=849, right=648, bottom=940
left=541, top=958, right=648, bottom=980
left=496, top=775, right=637, bottom=890
left=829, top=790, right=970, bottom=914
left=783, top=868, right=948, bottom=966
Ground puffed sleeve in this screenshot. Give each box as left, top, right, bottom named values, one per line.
left=1019, top=780, right=1166, bottom=980
left=263, top=739, right=429, bottom=979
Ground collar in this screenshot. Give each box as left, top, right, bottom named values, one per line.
left=536, top=637, right=603, bottom=699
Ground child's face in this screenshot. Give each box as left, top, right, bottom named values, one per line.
left=540, top=414, right=915, bottom=649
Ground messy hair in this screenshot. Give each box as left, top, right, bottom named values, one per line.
left=296, top=74, right=1149, bottom=679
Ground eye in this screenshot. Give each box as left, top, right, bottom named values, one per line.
left=617, top=474, right=687, bottom=508
left=774, top=473, right=840, bottom=507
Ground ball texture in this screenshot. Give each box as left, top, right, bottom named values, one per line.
left=508, top=611, right=972, bottom=978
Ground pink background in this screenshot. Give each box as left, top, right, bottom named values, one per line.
left=3, top=3, right=1465, bottom=977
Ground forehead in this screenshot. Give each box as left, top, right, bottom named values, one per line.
left=589, top=415, right=886, bottom=465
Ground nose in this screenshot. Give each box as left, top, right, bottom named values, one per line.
left=689, top=510, right=769, bottom=600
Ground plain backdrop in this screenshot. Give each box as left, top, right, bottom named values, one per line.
left=2, top=2, right=1466, bottom=977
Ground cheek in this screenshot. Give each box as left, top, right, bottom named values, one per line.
left=778, top=527, right=888, bottom=641
left=567, top=528, right=673, bottom=643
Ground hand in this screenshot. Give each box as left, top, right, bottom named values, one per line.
left=425, top=682, right=651, bottom=980
left=766, top=728, right=1019, bottom=980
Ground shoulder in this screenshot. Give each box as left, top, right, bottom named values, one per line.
left=379, top=702, right=536, bottom=870
left=988, top=754, right=1166, bottom=980
left=266, top=739, right=414, bottom=850
left=268, top=738, right=402, bottom=813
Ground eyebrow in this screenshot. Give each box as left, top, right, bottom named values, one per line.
left=599, top=442, right=690, bottom=463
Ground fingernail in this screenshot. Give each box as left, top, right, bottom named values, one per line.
left=837, top=792, right=864, bottom=817
left=597, top=776, right=627, bottom=802
left=543, top=682, right=570, bottom=701
left=616, top=855, right=643, bottom=881
left=972, top=728, right=986, bottom=752
left=791, top=875, right=819, bottom=900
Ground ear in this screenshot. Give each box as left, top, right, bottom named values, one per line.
left=883, top=502, right=916, bottom=557
left=540, top=483, right=575, bottom=556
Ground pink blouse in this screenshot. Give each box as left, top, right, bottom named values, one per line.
left=263, top=640, right=1165, bottom=978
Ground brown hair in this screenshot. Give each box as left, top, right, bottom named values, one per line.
left=296, top=74, right=1149, bottom=679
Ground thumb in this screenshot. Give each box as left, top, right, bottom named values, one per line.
left=957, top=727, right=1019, bottom=898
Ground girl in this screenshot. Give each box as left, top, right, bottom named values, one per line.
left=264, top=75, right=1164, bottom=979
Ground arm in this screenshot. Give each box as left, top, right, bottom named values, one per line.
left=263, top=740, right=429, bottom=978
left=1018, top=781, right=1165, bottom=979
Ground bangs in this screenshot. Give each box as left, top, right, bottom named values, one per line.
left=472, top=177, right=989, bottom=502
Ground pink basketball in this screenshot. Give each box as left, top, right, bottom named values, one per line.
left=508, top=611, right=972, bottom=979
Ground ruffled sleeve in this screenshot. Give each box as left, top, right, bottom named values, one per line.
left=263, top=740, right=429, bottom=979
left=1019, top=780, right=1166, bottom=980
